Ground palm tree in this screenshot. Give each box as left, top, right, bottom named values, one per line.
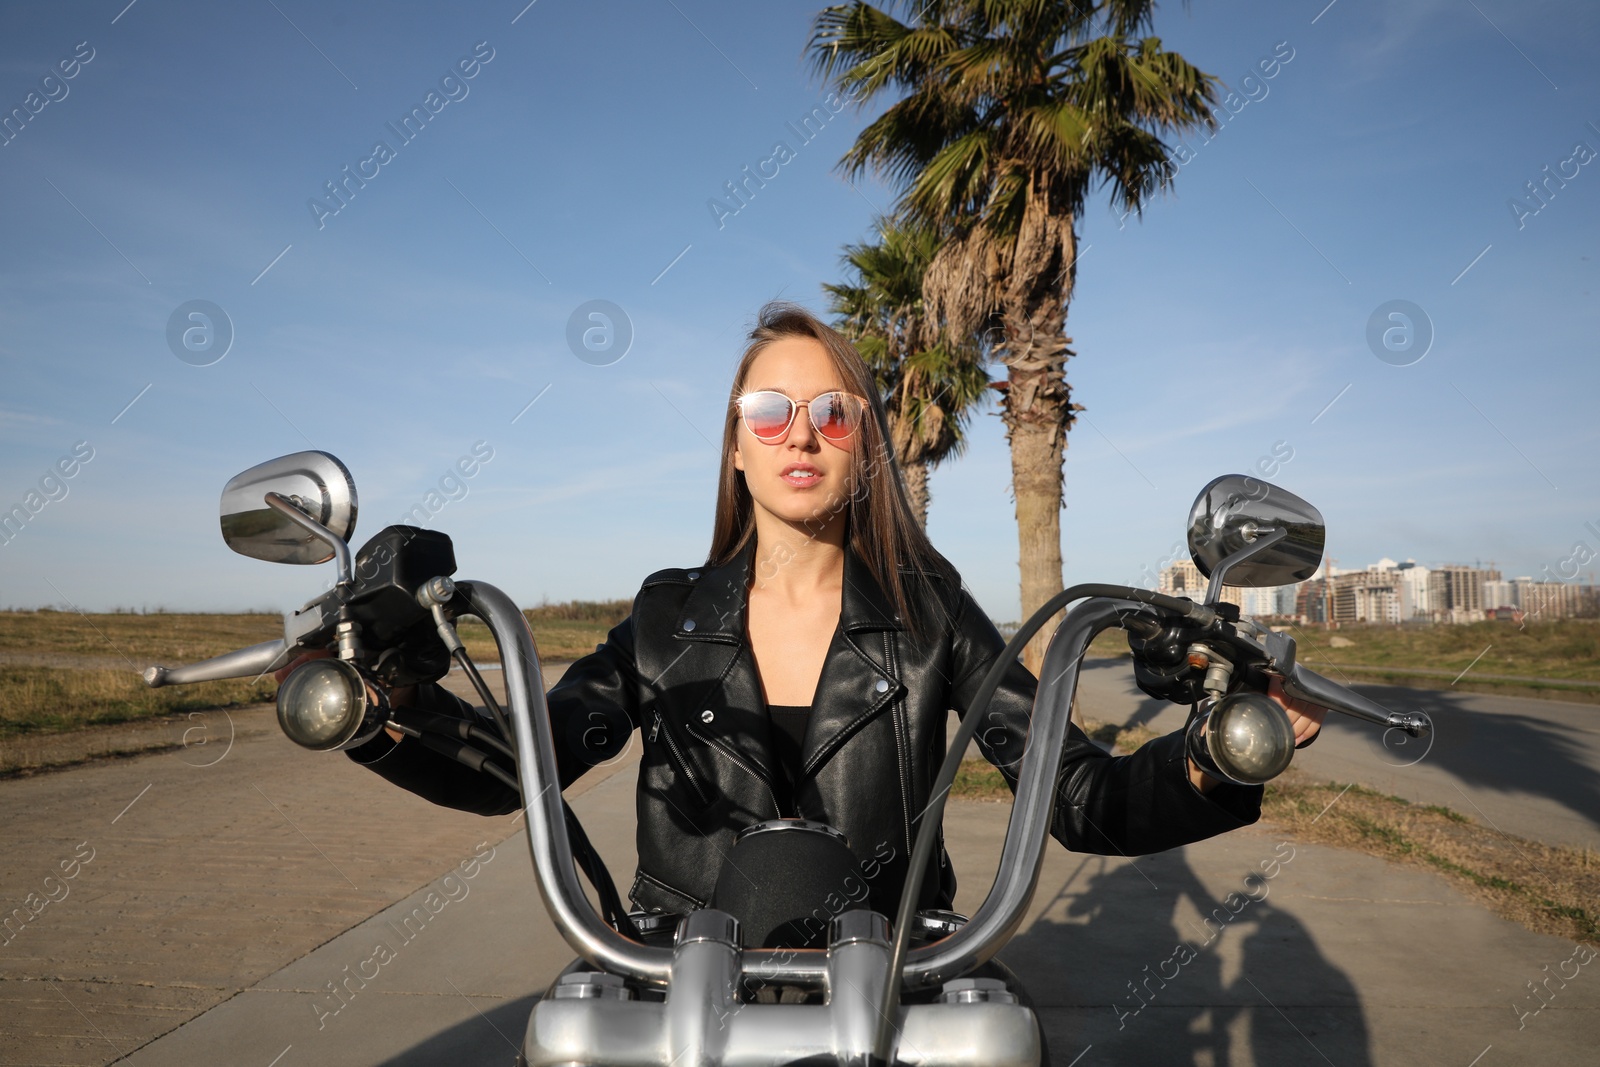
left=824, top=216, right=990, bottom=529
left=809, top=0, right=1219, bottom=673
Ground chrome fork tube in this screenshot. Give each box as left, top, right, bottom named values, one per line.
left=456, top=580, right=674, bottom=983
left=900, top=598, right=1135, bottom=988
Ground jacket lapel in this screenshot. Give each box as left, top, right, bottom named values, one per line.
left=668, top=539, right=782, bottom=790
left=798, top=548, right=904, bottom=776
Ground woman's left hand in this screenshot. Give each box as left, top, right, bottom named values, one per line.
left=1267, top=674, right=1327, bottom=746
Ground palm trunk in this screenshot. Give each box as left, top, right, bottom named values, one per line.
left=900, top=460, right=931, bottom=530
left=1000, top=222, right=1076, bottom=678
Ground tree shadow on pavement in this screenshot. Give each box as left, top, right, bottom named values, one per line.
left=1000, top=848, right=1371, bottom=1066
left=1341, top=682, right=1600, bottom=841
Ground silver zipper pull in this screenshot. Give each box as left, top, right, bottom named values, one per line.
left=649, top=711, right=661, bottom=743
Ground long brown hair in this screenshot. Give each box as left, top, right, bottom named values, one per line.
left=707, top=301, right=958, bottom=634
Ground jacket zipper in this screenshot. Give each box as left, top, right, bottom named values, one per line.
left=885, top=632, right=914, bottom=860
left=686, top=720, right=783, bottom=817
left=652, top=709, right=712, bottom=807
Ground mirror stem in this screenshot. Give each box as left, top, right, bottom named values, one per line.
left=1203, top=526, right=1287, bottom=606
left=264, top=492, right=353, bottom=585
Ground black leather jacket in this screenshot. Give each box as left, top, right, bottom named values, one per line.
left=350, top=538, right=1262, bottom=916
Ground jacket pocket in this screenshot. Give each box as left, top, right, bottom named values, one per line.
left=630, top=868, right=707, bottom=913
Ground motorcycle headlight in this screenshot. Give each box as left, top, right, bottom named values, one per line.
left=276, top=657, right=386, bottom=751
left=1204, top=691, right=1297, bottom=785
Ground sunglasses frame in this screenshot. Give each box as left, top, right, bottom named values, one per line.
left=735, top=389, right=867, bottom=444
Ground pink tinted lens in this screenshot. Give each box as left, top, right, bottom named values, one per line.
left=810, top=392, right=860, bottom=440
left=741, top=392, right=796, bottom=439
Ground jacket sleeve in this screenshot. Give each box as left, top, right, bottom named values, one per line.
left=948, top=590, right=1261, bottom=856
left=345, top=615, right=644, bottom=815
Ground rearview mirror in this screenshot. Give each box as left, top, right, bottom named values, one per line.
left=220, top=451, right=358, bottom=565
left=1187, top=475, right=1324, bottom=588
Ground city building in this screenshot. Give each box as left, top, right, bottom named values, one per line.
left=1330, top=571, right=1402, bottom=624
left=1513, top=578, right=1590, bottom=621
left=1426, top=565, right=1502, bottom=623
left=1369, top=558, right=1432, bottom=620
left=1157, top=559, right=1243, bottom=610
left=1161, top=555, right=1595, bottom=626
left=1483, top=580, right=1516, bottom=611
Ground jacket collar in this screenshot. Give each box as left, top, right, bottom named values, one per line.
left=673, top=535, right=902, bottom=643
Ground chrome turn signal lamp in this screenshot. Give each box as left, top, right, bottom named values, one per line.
left=276, top=657, right=387, bottom=751
left=1190, top=691, right=1297, bottom=786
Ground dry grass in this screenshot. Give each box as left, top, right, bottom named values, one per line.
left=1292, top=618, right=1600, bottom=683
left=456, top=615, right=620, bottom=664
left=0, top=666, right=275, bottom=737
left=0, top=601, right=631, bottom=739
left=0, top=604, right=627, bottom=669
left=1263, top=771, right=1598, bottom=946
left=1083, top=717, right=1160, bottom=753
left=0, top=610, right=285, bottom=663
left=1075, top=617, right=1600, bottom=703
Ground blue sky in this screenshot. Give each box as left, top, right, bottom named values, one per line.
left=1, top=0, right=1596, bottom=620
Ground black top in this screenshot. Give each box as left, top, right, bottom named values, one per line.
left=766, top=702, right=810, bottom=815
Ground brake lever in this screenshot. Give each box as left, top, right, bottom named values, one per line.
left=1256, top=630, right=1430, bottom=738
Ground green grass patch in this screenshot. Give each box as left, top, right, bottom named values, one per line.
left=950, top=759, right=1011, bottom=802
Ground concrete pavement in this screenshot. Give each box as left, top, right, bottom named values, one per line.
left=127, top=769, right=1597, bottom=1065
left=5, top=658, right=1598, bottom=1065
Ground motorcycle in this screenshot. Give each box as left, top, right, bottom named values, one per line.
left=143, top=452, right=1429, bottom=1067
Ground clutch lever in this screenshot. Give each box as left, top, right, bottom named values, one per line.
left=1256, top=630, right=1430, bottom=738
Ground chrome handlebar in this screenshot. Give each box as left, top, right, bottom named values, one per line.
left=470, top=582, right=1141, bottom=991
left=143, top=584, right=1418, bottom=993
left=143, top=639, right=290, bottom=688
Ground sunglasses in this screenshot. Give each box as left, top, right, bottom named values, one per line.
left=736, top=390, right=866, bottom=444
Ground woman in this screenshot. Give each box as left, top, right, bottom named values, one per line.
left=339, top=301, right=1324, bottom=923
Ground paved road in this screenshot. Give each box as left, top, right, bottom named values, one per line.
left=127, top=764, right=1597, bottom=1066
left=0, top=668, right=571, bottom=1066
left=1074, top=657, right=1600, bottom=852
left=4, top=661, right=1597, bottom=1065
